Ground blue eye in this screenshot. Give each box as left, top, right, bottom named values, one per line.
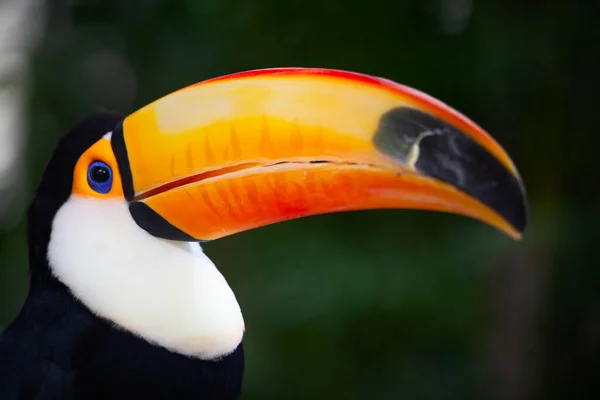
left=87, top=161, right=113, bottom=194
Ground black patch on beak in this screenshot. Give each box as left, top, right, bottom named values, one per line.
left=373, top=107, right=528, bottom=233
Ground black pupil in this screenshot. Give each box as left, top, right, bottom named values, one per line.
left=91, top=166, right=110, bottom=183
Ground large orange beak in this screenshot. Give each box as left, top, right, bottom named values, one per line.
left=111, top=68, right=528, bottom=241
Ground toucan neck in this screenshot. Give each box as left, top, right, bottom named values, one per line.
left=45, top=197, right=245, bottom=360
left=27, top=193, right=65, bottom=291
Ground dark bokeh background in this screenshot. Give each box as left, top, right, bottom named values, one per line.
left=0, top=0, right=597, bottom=398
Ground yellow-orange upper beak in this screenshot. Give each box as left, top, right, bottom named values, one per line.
left=110, top=67, right=528, bottom=241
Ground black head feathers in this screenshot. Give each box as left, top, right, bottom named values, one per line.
left=27, top=111, right=124, bottom=287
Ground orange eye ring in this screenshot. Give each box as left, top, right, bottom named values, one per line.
left=72, top=137, right=124, bottom=199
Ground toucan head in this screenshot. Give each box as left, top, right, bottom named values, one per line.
left=31, top=68, right=528, bottom=359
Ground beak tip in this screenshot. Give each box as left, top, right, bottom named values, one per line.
left=504, top=183, right=529, bottom=241
left=515, top=197, right=530, bottom=240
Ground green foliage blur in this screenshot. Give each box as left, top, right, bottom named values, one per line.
left=0, top=0, right=597, bottom=398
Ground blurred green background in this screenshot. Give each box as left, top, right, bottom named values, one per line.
left=0, top=0, right=597, bottom=398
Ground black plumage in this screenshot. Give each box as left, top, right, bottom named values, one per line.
left=0, top=112, right=244, bottom=399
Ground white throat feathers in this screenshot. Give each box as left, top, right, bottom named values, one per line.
left=48, top=196, right=245, bottom=360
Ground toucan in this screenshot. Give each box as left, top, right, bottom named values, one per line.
left=0, top=68, right=527, bottom=399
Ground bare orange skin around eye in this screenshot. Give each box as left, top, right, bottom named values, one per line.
left=72, top=138, right=124, bottom=199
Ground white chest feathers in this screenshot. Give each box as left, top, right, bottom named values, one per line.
left=47, top=196, right=245, bottom=360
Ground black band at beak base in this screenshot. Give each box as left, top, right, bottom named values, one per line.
left=111, top=121, right=135, bottom=202
left=129, top=202, right=198, bottom=241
